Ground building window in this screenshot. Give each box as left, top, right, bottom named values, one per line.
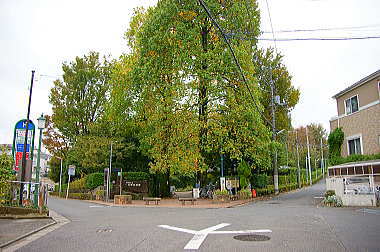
left=348, top=137, right=362, bottom=155
left=345, top=95, right=359, bottom=115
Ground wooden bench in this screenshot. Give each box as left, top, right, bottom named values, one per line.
left=178, top=198, right=197, bottom=205
left=143, top=197, right=161, bottom=205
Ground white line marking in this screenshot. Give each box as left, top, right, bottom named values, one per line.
left=184, top=223, right=230, bottom=250
left=357, top=208, right=380, bottom=215
left=89, top=205, right=104, bottom=208
left=157, top=225, right=196, bottom=234
left=158, top=223, right=272, bottom=250
left=313, top=196, right=324, bottom=199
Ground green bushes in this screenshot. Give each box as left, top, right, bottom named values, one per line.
left=323, top=195, right=343, bottom=207
left=86, top=173, right=104, bottom=190
left=328, top=127, right=344, bottom=159
left=330, top=153, right=380, bottom=166
left=122, top=172, right=150, bottom=181
left=256, top=185, right=275, bottom=196
left=325, top=190, right=335, bottom=198
left=50, top=191, right=93, bottom=200
left=238, top=189, right=252, bottom=199
left=251, top=174, right=268, bottom=188
left=69, top=176, right=88, bottom=193
left=214, top=189, right=229, bottom=196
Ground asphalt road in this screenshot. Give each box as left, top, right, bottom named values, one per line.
left=16, top=180, right=380, bottom=252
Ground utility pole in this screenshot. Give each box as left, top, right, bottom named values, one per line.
left=107, top=142, right=113, bottom=202
left=296, top=130, right=301, bottom=188
left=270, top=83, right=279, bottom=195
left=19, top=70, right=35, bottom=206
left=320, top=138, right=324, bottom=177
left=58, top=157, right=63, bottom=197
left=306, top=126, right=312, bottom=185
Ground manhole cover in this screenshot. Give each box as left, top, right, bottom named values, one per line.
left=96, top=228, right=113, bottom=233
left=233, top=234, right=270, bottom=242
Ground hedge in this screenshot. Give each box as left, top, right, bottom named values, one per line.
left=251, top=174, right=268, bottom=189
left=329, top=153, right=380, bottom=166
left=122, top=172, right=150, bottom=181
left=50, top=192, right=93, bottom=200
left=86, top=173, right=104, bottom=190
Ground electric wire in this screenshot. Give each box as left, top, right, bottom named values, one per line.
left=262, top=23, right=380, bottom=34
left=259, top=36, right=380, bottom=41
left=197, top=0, right=274, bottom=128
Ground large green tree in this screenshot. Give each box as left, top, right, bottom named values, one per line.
left=49, top=51, right=112, bottom=143
left=127, top=0, right=271, bottom=182
left=253, top=48, right=300, bottom=131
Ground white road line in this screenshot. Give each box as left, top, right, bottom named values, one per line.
left=357, top=208, right=380, bottom=215
left=89, top=205, right=104, bottom=208
left=158, top=223, right=272, bottom=250
left=157, top=225, right=196, bottom=234
left=313, top=197, right=324, bottom=199
left=184, top=223, right=230, bottom=250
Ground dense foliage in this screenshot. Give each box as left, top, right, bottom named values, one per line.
left=328, top=127, right=344, bottom=159
left=43, top=1, right=303, bottom=196
left=0, top=149, right=14, bottom=205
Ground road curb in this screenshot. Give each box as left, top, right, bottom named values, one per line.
left=0, top=216, right=52, bottom=220
left=0, top=220, right=56, bottom=249
left=0, top=210, right=70, bottom=251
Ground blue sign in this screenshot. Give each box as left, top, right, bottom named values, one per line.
left=16, top=144, right=30, bottom=152
left=12, top=119, right=35, bottom=172
left=15, top=120, right=35, bottom=130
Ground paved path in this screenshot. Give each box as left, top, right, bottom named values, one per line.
left=11, top=180, right=380, bottom=251
left=0, top=218, right=54, bottom=247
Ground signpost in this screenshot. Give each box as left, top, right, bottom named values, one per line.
left=12, top=119, right=35, bottom=205
left=12, top=119, right=35, bottom=173
left=66, top=165, right=75, bottom=200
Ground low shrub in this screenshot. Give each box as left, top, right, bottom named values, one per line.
left=124, top=192, right=144, bottom=200
left=325, top=190, right=335, bottom=198
left=238, top=189, right=251, bottom=199
left=213, top=189, right=229, bottom=196
left=323, top=195, right=343, bottom=207
left=330, top=153, right=380, bottom=166
left=49, top=191, right=93, bottom=200
left=69, top=176, right=88, bottom=193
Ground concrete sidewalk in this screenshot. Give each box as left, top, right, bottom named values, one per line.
left=86, top=197, right=263, bottom=208
left=0, top=218, right=55, bottom=249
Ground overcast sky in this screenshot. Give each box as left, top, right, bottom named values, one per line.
left=1, top=0, right=379, bottom=145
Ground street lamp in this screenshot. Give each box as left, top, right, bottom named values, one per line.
left=57, top=156, right=63, bottom=197
left=34, top=113, right=46, bottom=207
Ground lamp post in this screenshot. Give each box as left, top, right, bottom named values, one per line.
left=34, top=113, right=46, bottom=207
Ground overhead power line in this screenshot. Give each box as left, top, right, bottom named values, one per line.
left=262, top=23, right=380, bottom=34
left=259, top=35, right=380, bottom=41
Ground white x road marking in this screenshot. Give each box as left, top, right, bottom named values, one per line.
left=158, top=223, right=272, bottom=250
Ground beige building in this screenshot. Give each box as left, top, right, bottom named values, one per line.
left=330, top=69, right=380, bottom=157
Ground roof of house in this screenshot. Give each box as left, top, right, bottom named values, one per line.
left=328, top=159, right=380, bottom=169
left=332, top=69, right=380, bottom=99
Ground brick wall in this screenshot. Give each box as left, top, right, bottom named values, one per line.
left=330, top=104, right=380, bottom=157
